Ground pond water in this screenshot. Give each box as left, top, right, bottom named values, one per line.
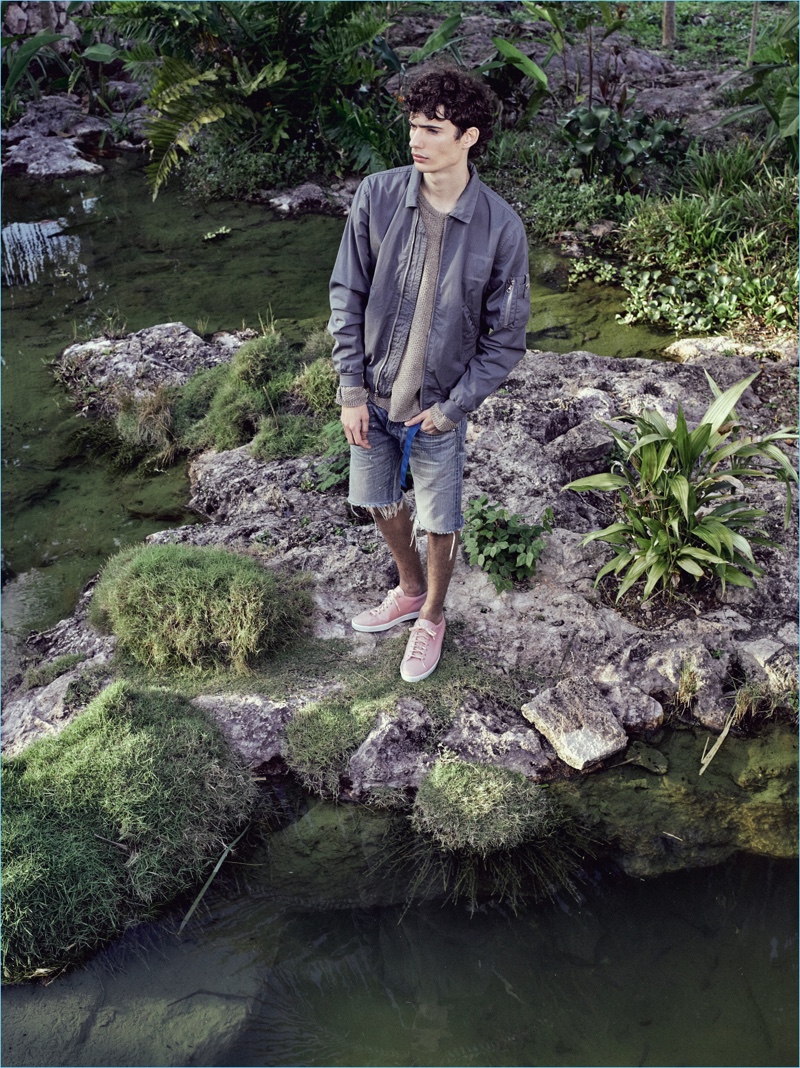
left=3, top=156, right=796, bottom=1068
left=2, top=154, right=669, bottom=642
left=2, top=820, right=797, bottom=1068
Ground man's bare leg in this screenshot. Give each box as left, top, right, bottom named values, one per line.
left=373, top=504, right=426, bottom=598
left=418, top=531, right=459, bottom=624
left=373, top=507, right=458, bottom=624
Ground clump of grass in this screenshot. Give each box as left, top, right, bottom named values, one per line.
left=90, top=543, right=310, bottom=672
left=1, top=680, right=256, bottom=983
left=411, top=753, right=559, bottom=856
left=231, top=330, right=293, bottom=389
left=285, top=695, right=386, bottom=797
left=114, top=385, right=175, bottom=462
left=250, top=412, right=321, bottom=462
left=290, top=357, right=337, bottom=416
left=21, top=653, right=86, bottom=692
left=372, top=754, right=591, bottom=913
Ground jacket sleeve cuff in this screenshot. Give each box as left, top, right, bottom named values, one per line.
left=437, top=398, right=468, bottom=425
left=339, top=372, right=367, bottom=389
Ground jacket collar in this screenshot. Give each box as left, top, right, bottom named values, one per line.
left=405, top=162, right=480, bottom=223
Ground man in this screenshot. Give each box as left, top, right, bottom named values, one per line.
left=328, top=67, right=530, bottom=683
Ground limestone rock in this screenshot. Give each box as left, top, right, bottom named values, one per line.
left=56, top=323, right=234, bottom=415
left=522, top=677, right=628, bottom=770
left=439, top=695, right=560, bottom=779
left=348, top=697, right=435, bottom=795
left=1, top=653, right=114, bottom=757
left=597, top=681, right=664, bottom=732
left=193, top=686, right=341, bottom=769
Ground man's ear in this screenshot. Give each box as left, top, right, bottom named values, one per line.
left=462, top=126, right=480, bottom=150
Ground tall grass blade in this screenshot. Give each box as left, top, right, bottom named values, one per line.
left=178, top=824, right=249, bottom=935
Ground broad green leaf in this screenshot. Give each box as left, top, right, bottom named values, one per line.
left=759, top=442, right=799, bottom=481
left=562, top=473, right=628, bottom=492
left=718, top=566, right=755, bottom=589
left=730, top=532, right=755, bottom=562
left=673, top=406, right=691, bottom=469
left=669, top=474, right=691, bottom=521
left=701, top=374, right=759, bottom=434
left=642, top=558, right=669, bottom=600
left=654, top=440, right=674, bottom=481
left=694, top=525, right=721, bottom=553
left=687, top=421, right=712, bottom=465
left=679, top=546, right=725, bottom=564
left=581, top=521, right=631, bottom=545
left=595, top=552, right=632, bottom=583
left=491, top=37, right=549, bottom=86
left=616, top=555, right=650, bottom=599
left=676, top=556, right=704, bottom=577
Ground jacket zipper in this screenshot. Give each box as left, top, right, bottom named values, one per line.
left=502, top=278, right=516, bottom=329
left=375, top=212, right=420, bottom=396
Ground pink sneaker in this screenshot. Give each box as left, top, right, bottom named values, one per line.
left=400, top=617, right=445, bottom=683
left=351, top=586, right=427, bottom=633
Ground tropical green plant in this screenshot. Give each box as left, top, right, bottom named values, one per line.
left=717, top=5, right=798, bottom=166
left=463, top=495, right=554, bottom=592
left=558, top=103, right=684, bottom=189
left=1, top=28, right=67, bottom=121
left=2, top=680, right=255, bottom=983
left=563, top=373, right=798, bottom=601
left=90, top=543, right=310, bottom=671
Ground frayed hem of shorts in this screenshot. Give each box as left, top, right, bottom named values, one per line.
left=411, top=517, right=461, bottom=557
left=363, top=500, right=405, bottom=521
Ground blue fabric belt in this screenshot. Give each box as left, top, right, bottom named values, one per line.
left=400, top=423, right=421, bottom=490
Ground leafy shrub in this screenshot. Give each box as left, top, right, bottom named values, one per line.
left=411, top=753, right=561, bottom=856
left=563, top=373, right=798, bottom=601
left=558, top=104, right=684, bottom=189
left=90, top=543, right=310, bottom=671
left=2, top=680, right=255, bottom=982
left=463, top=495, right=554, bottom=592
left=312, top=419, right=350, bottom=492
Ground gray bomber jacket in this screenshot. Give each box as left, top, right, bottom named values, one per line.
left=328, top=162, right=530, bottom=426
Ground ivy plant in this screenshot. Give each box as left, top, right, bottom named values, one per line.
left=463, top=495, right=554, bottom=592
left=563, top=373, right=798, bottom=601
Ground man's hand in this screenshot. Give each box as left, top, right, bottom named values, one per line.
left=404, top=409, right=441, bottom=435
left=341, top=404, right=371, bottom=449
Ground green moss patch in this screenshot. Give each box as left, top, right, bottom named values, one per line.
left=412, top=754, right=560, bottom=856
left=90, top=543, right=310, bottom=672
left=2, top=681, right=256, bottom=984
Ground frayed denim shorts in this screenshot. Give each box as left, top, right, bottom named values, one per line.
left=348, top=402, right=467, bottom=534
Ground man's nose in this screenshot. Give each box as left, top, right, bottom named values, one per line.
left=409, top=128, right=423, bottom=147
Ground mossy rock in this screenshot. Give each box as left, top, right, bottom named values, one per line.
left=1, top=681, right=256, bottom=984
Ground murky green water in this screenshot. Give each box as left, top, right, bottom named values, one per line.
left=1, top=155, right=670, bottom=640
left=2, top=823, right=796, bottom=1068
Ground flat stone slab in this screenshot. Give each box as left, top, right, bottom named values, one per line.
left=521, top=677, right=628, bottom=771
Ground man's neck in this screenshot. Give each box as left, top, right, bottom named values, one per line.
left=420, top=164, right=471, bottom=215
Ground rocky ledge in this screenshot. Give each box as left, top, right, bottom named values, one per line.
left=3, top=340, right=797, bottom=876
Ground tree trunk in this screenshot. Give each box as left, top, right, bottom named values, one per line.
left=662, top=1, right=676, bottom=49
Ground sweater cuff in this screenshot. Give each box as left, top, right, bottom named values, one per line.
left=337, top=384, right=369, bottom=407
left=430, top=404, right=459, bottom=433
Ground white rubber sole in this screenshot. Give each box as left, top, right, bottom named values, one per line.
left=351, top=610, right=421, bottom=634
left=400, top=652, right=441, bottom=683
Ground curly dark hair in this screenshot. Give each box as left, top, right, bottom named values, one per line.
left=402, top=67, right=498, bottom=158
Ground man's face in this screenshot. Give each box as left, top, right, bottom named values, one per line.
left=408, top=110, right=478, bottom=176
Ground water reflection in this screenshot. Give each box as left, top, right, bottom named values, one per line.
left=2, top=856, right=795, bottom=1068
